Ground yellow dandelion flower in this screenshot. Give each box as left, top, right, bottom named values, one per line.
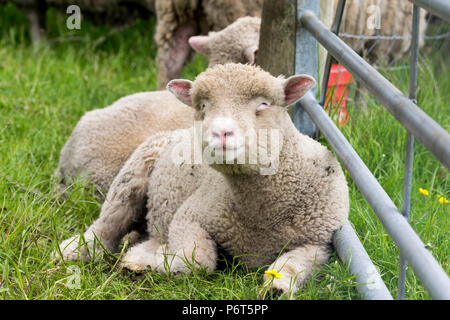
left=265, top=269, right=283, bottom=279
left=437, top=195, right=442, bottom=198
left=419, top=188, right=429, bottom=196
left=438, top=196, right=449, bottom=204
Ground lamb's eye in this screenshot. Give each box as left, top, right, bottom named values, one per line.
left=256, top=102, right=270, bottom=116
left=199, top=103, right=207, bottom=112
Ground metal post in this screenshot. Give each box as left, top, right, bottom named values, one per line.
left=294, top=0, right=319, bottom=138
left=398, top=4, right=421, bottom=300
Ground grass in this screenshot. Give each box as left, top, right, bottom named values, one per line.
left=0, top=3, right=448, bottom=300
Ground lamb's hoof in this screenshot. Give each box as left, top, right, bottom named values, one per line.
left=54, top=183, right=69, bottom=201
left=120, top=261, right=150, bottom=273
left=260, top=277, right=296, bottom=300
left=120, top=245, right=158, bottom=273
left=55, top=236, right=91, bottom=262
left=121, top=230, right=145, bottom=247
left=267, top=288, right=287, bottom=299
left=258, top=285, right=286, bottom=300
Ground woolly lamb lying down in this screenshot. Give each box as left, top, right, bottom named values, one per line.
left=55, top=17, right=260, bottom=196
left=55, top=91, right=193, bottom=196
left=57, top=63, right=349, bottom=298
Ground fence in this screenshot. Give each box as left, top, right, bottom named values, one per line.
left=260, top=0, right=450, bottom=299
left=328, top=0, right=450, bottom=126
left=337, top=0, right=450, bottom=66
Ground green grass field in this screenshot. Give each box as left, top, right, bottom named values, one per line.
left=0, top=3, right=448, bottom=300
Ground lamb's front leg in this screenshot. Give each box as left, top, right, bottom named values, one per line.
left=121, top=220, right=217, bottom=274
left=160, top=220, right=217, bottom=274
left=56, top=133, right=173, bottom=262
left=262, top=244, right=332, bottom=299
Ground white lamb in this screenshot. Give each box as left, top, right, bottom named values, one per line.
left=154, top=0, right=263, bottom=89
left=55, top=16, right=260, bottom=196
left=57, top=63, right=349, bottom=298
left=188, top=16, right=260, bottom=67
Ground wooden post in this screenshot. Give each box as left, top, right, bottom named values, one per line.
left=257, top=0, right=318, bottom=138
left=256, top=0, right=296, bottom=77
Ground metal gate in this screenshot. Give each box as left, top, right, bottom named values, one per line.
left=289, top=0, right=450, bottom=299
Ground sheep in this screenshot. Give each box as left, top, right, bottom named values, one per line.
left=55, top=92, right=193, bottom=196
left=154, top=0, right=263, bottom=89
left=188, top=16, right=260, bottom=66
left=195, top=1, right=427, bottom=66
left=57, top=0, right=424, bottom=196
left=55, top=16, right=261, bottom=197
left=155, top=0, right=428, bottom=90
left=56, top=63, right=349, bottom=298
left=336, top=0, right=428, bottom=64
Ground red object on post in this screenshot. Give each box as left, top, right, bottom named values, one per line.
left=325, top=64, right=354, bottom=126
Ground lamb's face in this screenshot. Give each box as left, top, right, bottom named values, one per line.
left=194, top=94, right=288, bottom=175
left=167, top=64, right=316, bottom=175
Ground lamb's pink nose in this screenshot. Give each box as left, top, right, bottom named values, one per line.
left=212, top=129, right=234, bottom=146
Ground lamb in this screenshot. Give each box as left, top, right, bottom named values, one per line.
left=55, top=91, right=193, bottom=196
left=155, top=0, right=427, bottom=90
left=55, top=16, right=261, bottom=196
left=154, top=0, right=263, bottom=89
left=188, top=16, right=260, bottom=66
left=56, top=63, right=349, bottom=298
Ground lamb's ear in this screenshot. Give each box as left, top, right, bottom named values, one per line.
left=282, top=75, right=316, bottom=106
left=167, top=79, right=193, bottom=106
left=244, top=45, right=258, bottom=64
left=188, top=36, right=210, bottom=55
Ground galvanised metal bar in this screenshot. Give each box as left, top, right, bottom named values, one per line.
left=293, top=0, right=319, bottom=139
left=319, top=0, right=346, bottom=107
left=333, top=221, right=393, bottom=300
left=296, top=0, right=391, bottom=300
left=317, top=0, right=393, bottom=300
left=398, top=4, right=421, bottom=300
left=397, top=132, right=414, bottom=299
left=298, top=10, right=450, bottom=170
left=410, top=0, right=450, bottom=24
left=298, top=90, right=450, bottom=300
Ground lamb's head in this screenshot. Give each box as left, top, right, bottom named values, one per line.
left=189, top=17, right=260, bottom=66
left=167, top=63, right=315, bottom=175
